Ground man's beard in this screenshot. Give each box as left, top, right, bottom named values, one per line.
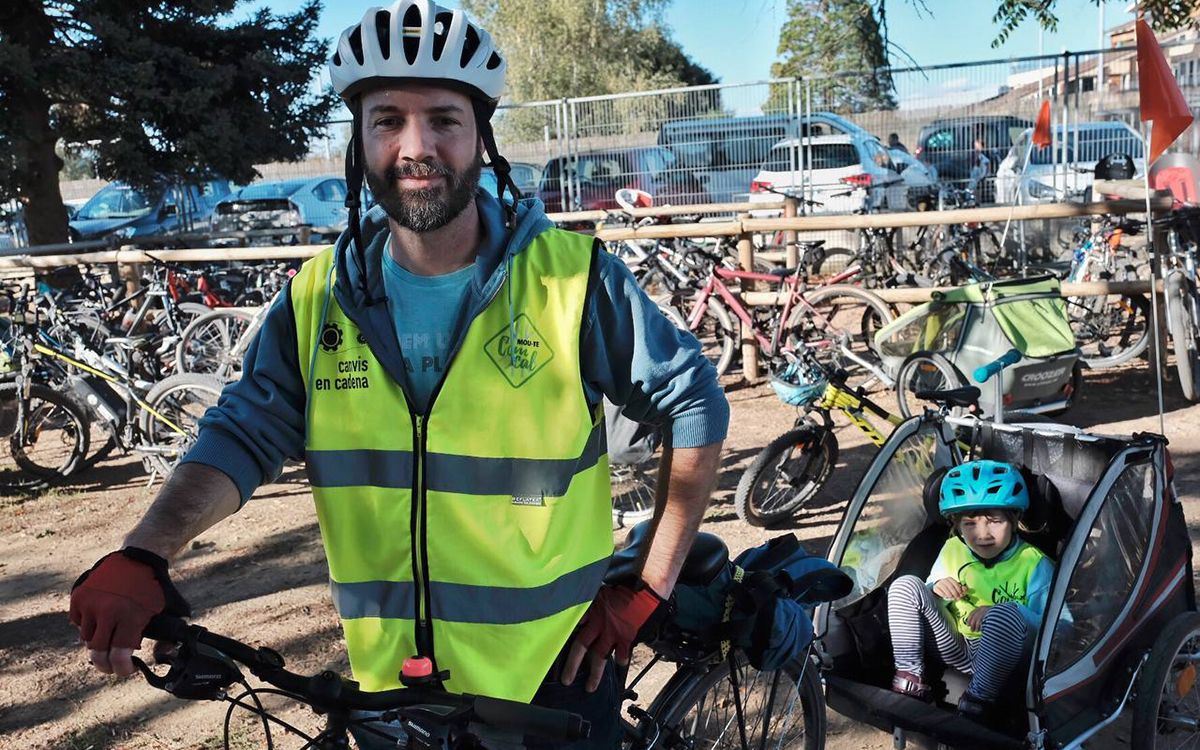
left=365, top=154, right=482, bottom=232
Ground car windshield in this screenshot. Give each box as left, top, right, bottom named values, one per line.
left=76, top=184, right=162, bottom=221
left=763, top=143, right=859, bottom=172
left=1030, top=129, right=1144, bottom=165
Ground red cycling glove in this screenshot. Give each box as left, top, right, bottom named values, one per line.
left=68, top=548, right=191, bottom=651
left=573, top=584, right=669, bottom=665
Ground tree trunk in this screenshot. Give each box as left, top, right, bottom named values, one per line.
left=1, top=2, right=67, bottom=247
left=13, top=92, right=68, bottom=247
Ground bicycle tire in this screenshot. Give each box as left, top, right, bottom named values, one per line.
left=686, top=297, right=737, bottom=377
left=811, top=247, right=855, bottom=278
left=1066, top=292, right=1150, bottom=370
left=1130, top=611, right=1200, bottom=750
left=1168, top=275, right=1200, bottom=402
left=647, top=653, right=825, bottom=750
left=734, top=424, right=838, bottom=527
left=785, top=284, right=894, bottom=390
left=895, top=351, right=968, bottom=419
left=611, top=457, right=659, bottom=529
left=176, top=307, right=259, bottom=378
left=138, top=373, right=226, bottom=477
left=0, top=383, right=90, bottom=492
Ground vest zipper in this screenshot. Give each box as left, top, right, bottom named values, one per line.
left=412, top=415, right=436, bottom=660
left=410, top=258, right=510, bottom=674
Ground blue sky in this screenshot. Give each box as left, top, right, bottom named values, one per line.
left=262, top=0, right=1137, bottom=88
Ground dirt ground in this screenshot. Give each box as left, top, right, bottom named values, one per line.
left=3, top=359, right=1199, bottom=750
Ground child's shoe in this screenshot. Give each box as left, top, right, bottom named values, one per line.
left=891, top=670, right=930, bottom=700
left=956, top=690, right=999, bottom=725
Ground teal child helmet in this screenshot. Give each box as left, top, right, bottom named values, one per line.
left=939, top=459, right=1029, bottom=516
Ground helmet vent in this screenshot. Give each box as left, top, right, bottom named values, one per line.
left=348, top=26, right=365, bottom=66
left=432, top=11, right=453, bottom=61
left=460, top=24, right=480, bottom=67
left=986, top=485, right=1001, bottom=494
left=486, top=51, right=502, bottom=70
left=971, top=465, right=981, bottom=481
left=402, top=5, right=422, bottom=65
left=952, top=488, right=965, bottom=497
left=1012, top=482, right=1024, bottom=496
left=374, top=10, right=392, bottom=61
left=332, top=50, right=341, bottom=66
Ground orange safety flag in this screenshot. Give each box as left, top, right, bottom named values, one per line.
left=1032, top=100, right=1052, bottom=148
left=1137, top=19, right=1194, bottom=163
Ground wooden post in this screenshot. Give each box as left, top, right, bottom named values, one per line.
left=783, top=197, right=798, bottom=269
left=737, top=212, right=759, bottom=381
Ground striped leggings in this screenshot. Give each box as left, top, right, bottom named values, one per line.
left=887, top=575, right=1029, bottom=700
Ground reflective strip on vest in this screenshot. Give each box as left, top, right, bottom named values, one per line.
left=941, top=537, right=1045, bottom=638
left=291, top=233, right=613, bottom=701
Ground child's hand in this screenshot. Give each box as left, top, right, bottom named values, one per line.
left=965, top=605, right=992, bottom=631
left=932, top=578, right=967, bottom=600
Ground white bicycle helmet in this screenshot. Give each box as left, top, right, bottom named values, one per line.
left=328, top=0, right=506, bottom=105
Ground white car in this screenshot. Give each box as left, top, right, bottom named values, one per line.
left=748, top=134, right=939, bottom=214
left=995, top=121, right=1146, bottom=204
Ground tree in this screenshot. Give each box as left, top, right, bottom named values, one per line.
left=461, top=0, right=720, bottom=140
left=770, top=0, right=897, bottom=114
left=0, top=1, right=337, bottom=246
left=988, top=0, right=1200, bottom=47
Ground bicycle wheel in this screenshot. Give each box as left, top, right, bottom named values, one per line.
left=611, top=458, right=659, bottom=528
left=1167, top=275, right=1200, bottom=402
left=734, top=424, right=838, bottom=527
left=685, top=298, right=737, bottom=378
left=649, top=653, right=825, bottom=750
left=786, top=284, right=893, bottom=390
left=137, top=373, right=225, bottom=477
left=895, top=351, right=968, bottom=419
left=0, top=383, right=90, bottom=492
left=176, top=307, right=259, bottom=378
left=1131, top=611, right=1200, bottom=750
left=1066, top=292, right=1149, bottom=369
left=812, top=247, right=855, bottom=279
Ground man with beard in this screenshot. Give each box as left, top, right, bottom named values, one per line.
left=66, top=2, right=728, bottom=748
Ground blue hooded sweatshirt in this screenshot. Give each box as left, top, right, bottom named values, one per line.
left=181, top=190, right=729, bottom=503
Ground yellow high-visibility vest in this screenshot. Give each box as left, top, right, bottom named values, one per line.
left=940, top=537, right=1045, bottom=639
left=290, top=232, right=612, bottom=701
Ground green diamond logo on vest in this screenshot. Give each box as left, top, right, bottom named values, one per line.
left=485, top=314, right=555, bottom=388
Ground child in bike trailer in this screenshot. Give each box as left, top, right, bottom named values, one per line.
left=887, top=460, right=1055, bottom=723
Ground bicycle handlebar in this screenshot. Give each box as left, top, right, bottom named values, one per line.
left=973, top=348, right=1021, bottom=384
left=141, top=614, right=590, bottom=743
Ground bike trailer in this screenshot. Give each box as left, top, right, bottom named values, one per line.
left=875, top=275, right=1081, bottom=416
left=812, top=413, right=1194, bottom=749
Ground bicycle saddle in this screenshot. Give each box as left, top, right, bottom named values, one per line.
left=606, top=521, right=730, bottom=588
left=768, top=266, right=800, bottom=278
left=915, top=386, right=980, bottom=408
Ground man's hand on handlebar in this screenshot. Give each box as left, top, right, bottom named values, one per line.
left=68, top=547, right=191, bottom=677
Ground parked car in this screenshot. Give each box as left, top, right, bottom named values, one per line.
left=914, top=115, right=1032, bottom=201
left=69, top=179, right=233, bottom=241
left=481, top=161, right=542, bottom=200
left=657, top=112, right=870, bottom=203
left=995, top=121, right=1146, bottom=204
left=748, top=133, right=938, bottom=214
left=536, top=146, right=709, bottom=212
left=211, top=176, right=356, bottom=245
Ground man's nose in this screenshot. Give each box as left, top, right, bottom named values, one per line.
left=397, top=121, right=438, bottom=162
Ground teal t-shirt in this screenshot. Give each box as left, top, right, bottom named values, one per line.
left=381, top=240, right=475, bottom=413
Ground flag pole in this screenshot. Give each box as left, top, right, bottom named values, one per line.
left=1143, top=119, right=1167, bottom=435
left=999, top=137, right=1036, bottom=264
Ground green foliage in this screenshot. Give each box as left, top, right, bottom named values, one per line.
left=0, top=1, right=337, bottom=243
left=770, top=0, right=897, bottom=114
left=462, top=0, right=720, bottom=141
left=940, top=0, right=1200, bottom=48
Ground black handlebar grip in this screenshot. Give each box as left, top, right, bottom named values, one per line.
left=144, top=614, right=190, bottom=642
left=472, top=696, right=590, bottom=741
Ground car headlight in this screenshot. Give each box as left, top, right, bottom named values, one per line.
left=1027, top=181, right=1058, bottom=199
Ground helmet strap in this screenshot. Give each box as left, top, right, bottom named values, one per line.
left=472, top=98, right=520, bottom=229
left=344, top=101, right=385, bottom=307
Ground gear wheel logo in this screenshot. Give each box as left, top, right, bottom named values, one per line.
left=320, top=323, right=343, bottom=353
